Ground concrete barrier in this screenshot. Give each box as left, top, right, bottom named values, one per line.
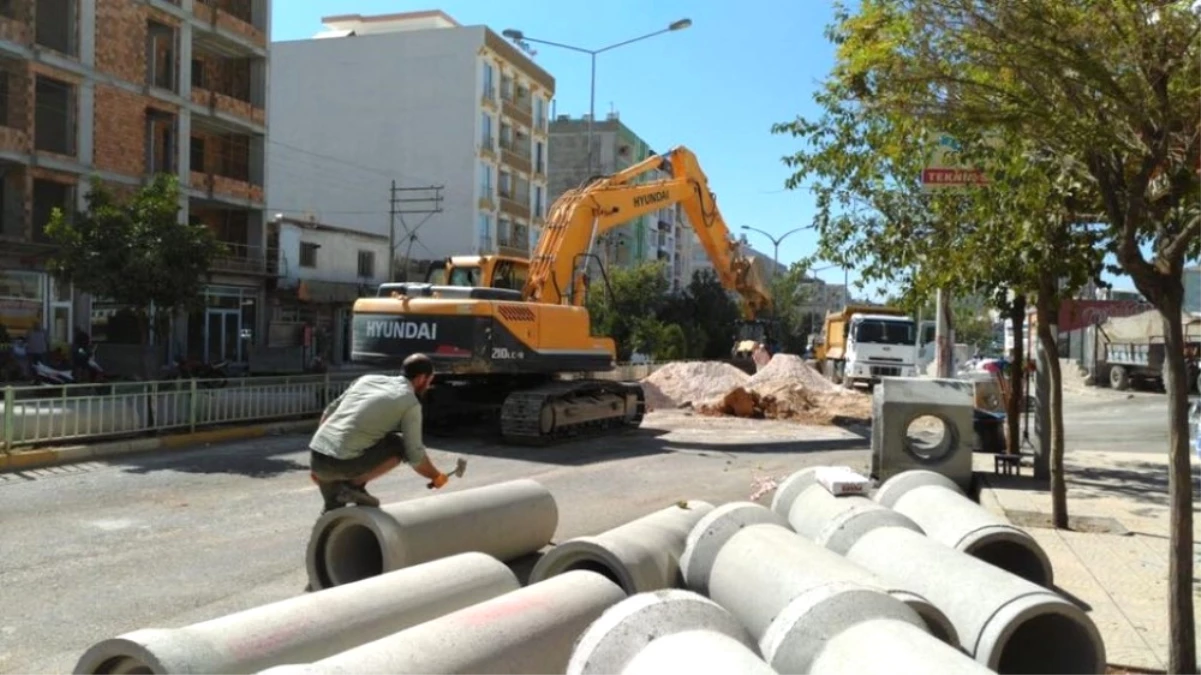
left=306, top=479, right=558, bottom=590
left=874, top=469, right=1055, bottom=586
left=73, top=553, right=519, bottom=674
left=773, top=468, right=923, bottom=554
left=567, top=589, right=773, bottom=675
left=844, top=526, right=1105, bottom=673
left=259, top=571, right=626, bottom=675
left=682, top=511, right=958, bottom=647
left=529, top=501, right=713, bottom=595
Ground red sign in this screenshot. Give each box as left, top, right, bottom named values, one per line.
left=1056, top=299, right=1152, bottom=333
left=921, top=168, right=988, bottom=187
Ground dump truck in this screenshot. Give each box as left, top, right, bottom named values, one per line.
left=813, top=304, right=920, bottom=388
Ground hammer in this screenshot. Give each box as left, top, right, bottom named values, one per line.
left=428, top=457, right=468, bottom=489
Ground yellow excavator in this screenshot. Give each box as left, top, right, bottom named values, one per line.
left=350, top=146, right=773, bottom=444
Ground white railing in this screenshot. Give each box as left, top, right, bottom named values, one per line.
left=1, top=374, right=359, bottom=451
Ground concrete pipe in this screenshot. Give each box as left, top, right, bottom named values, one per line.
left=529, top=501, right=713, bottom=595
left=691, top=520, right=958, bottom=647
left=874, top=469, right=1055, bottom=586
left=679, top=501, right=788, bottom=596
left=259, top=570, right=626, bottom=675
left=306, top=478, right=558, bottom=590
left=74, top=553, right=520, bottom=674
left=771, top=467, right=923, bottom=555
left=623, top=631, right=779, bottom=675
left=567, top=589, right=764, bottom=675
left=844, top=526, right=1105, bottom=673
left=760, top=583, right=993, bottom=675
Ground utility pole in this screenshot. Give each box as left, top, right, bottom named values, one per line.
left=387, top=183, right=444, bottom=282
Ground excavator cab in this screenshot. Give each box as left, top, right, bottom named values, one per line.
left=426, top=255, right=530, bottom=289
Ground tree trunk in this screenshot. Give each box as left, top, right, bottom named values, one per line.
left=1159, top=292, right=1197, bottom=675
left=1006, top=294, right=1027, bottom=455
left=1035, top=283, right=1068, bottom=529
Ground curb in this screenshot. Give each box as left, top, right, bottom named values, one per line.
left=0, top=419, right=319, bottom=474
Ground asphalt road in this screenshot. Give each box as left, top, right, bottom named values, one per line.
left=1061, top=386, right=1192, bottom=455
left=0, top=410, right=869, bottom=674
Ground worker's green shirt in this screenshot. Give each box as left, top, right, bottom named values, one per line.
left=309, top=374, right=427, bottom=465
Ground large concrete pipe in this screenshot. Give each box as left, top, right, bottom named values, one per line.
left=771, top=467, right=923, bottom=554
left=679, top=501, right=788, bottom=596
left=844, top=525, right=1105, bottom=673
left=685, top=514, right=958, bottom=647
left=874, top=469, right=1055, bottom=586
left=75, top=553, right=520, bottom=674
left=567, top=589, right=770, bottom=675
left=260, top=570, right=626, bottom=675
left=306, top=478, right=558, bottom=590
left=529, top=501, right=713, bottom=595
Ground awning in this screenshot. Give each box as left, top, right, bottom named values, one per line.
left=296, top=280, right=369, bottom=304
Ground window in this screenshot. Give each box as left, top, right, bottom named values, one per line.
left=499, top=122, right=512, bottom=149
left=146, top=21, right=176, bottom=91
left=533, top=186, right=543, bottom=218
left=299, top=242, right=317, bottom=268
left=190, top=136, right=205, bottom=172
left=191, top=58, right=206, bottom=88
left=500, top=74, right=512, bottom=100
left=34, top=0, right=77, bottom=56
left=535, top=97, right=544, bottom=125
left=498, top=171, right=512, bottom=198
left=357, top=250, right=375, bottom=278
left=497, top=217, right=511, bottom=245
left=477, top=213, right=491, bottom=251
left=34, top=75, right=74, bottom=155
left=479, top=162, right=492, bottom=198
left=145, top=110, right=176, bottom=175
left=534, top=141, right=544, bottom=173
left=482, top=62, right=494, bottom=97
left=480, top=112, right=493, bottom=146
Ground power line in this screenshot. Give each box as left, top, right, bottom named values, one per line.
left=388, top=182, right=444, bottom=282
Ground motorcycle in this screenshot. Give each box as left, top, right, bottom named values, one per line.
left=32, top=359, right=75, bottom=387
left=165, top=358, right=229, bottom=388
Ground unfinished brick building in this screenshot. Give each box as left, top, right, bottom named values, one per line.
left=0, top=0, right=270, bottom=369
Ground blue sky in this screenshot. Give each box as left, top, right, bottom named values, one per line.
left=270, top=0, right=1138, bottom=297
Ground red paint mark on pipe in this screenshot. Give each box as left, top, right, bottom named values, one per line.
left=455, top=594, right=551, bottom=626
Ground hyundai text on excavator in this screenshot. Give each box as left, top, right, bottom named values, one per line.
left=350, top=146, right=774, bottom=444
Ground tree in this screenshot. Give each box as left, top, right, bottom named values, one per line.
left=586, top=261, right=672, bottom=360
left=44, top=174, right=225, bottom=355
left=775, top=1, right=1200, bottom=669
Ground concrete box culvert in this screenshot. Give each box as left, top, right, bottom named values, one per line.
left=874, top=469, right=1055, bottom=587
left=529, top=500, right=713, bottom=595
left=702, top=522, right=958, bottom=648
left=566, top=589, right=763, bottom=675
left=844, top=526, right=1106, bottom=673
left=259, top=570, right=626, bottom=675
left=758, top=582, right=989, bottom=675
left=306, top=478, right=558, bottom=590
left=73, top=553, right=520, bottom=674
left=679, top=501, right=788, bottom=596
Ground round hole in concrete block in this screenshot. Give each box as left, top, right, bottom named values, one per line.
left=324, top=522, right=384, bottom=586
left=903, top=414, right=955, bottom=462
left=995, top=611, right=1102, bottom=674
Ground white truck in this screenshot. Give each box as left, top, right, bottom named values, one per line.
left=816, top=305, right=921, bottom=388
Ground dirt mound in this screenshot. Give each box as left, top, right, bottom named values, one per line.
left=640, top=361, right=750, bottom=410
left=747, top=354, right=839, bottom=393
left=700, top=382, right=873, bottom=425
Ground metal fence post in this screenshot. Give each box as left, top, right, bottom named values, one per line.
left=322, top=372, right=331, bottom=412
left=2, top=386, right=13, bottom=452
left=188, top=379, right=198, bottom=433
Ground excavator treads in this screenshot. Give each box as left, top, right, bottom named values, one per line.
left=499, top=379, right=646, bottom=446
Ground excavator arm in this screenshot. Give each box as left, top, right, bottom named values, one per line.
left=522, top=146, right=773, bottom=320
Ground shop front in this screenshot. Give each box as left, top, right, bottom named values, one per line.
left=186, top=285, right=261, bottom=366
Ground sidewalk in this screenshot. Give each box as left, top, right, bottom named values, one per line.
left=975, top=450, right=1201, bottom=672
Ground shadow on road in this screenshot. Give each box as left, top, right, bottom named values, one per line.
left=111, top=446, right=308, bottom=479
left=987, top=458, right=1201, bottom=511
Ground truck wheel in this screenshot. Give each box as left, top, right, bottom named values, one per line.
left=1109, top=365, right=1130, bottom=391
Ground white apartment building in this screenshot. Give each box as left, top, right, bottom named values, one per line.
left=267, top=11, right=554, bottom=273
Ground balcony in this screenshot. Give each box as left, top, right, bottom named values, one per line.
left=502, top=96, right=533, bottom=129
left=0, top=67, right=30, bottom=154
left=190, top=171, right=264, bottom=204
left=496, top=227, right=527, bottom=258
left=499, top=194, right=530, bottom=220
left=479, top=133, right=496, bottom=159
left=192, top=0, right=267, bottom=50
left=500, top=139, right=531, bottom=175
left=532, top=159, right=545, bottom=181
left=477, top=189, right=495, bottom=211
left=480, top=85, right=497, bottom=111
left=476, top=234, right=494, bottom=255
left=212, top=241, right=270, bottom=275
left=191, top=87, right=265, bottom=127
left=532, top=116, right=548, bottom=137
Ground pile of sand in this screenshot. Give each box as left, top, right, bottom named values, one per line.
left=640, top=361, right=751, bottom=410
left=747, top=354, right=839, bottom=393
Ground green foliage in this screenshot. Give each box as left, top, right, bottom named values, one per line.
left=44, top=174, right=226, bottom=343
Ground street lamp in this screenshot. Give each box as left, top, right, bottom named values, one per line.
left=501, top=20, right=692, bottom=178
left=740, top=224, right=803, bottom=282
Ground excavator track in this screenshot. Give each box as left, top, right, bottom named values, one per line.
left=499, top=379, right=646, bottom=446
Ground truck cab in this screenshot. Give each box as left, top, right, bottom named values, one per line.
left=842, top=313, right=920, bottom=386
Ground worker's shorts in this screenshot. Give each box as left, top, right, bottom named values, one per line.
left=310, top=433, right=407, bottom=481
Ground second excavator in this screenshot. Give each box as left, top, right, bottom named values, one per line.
left=350, top=146, right=774, bottom=444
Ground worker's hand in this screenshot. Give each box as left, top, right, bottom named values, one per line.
left=427, top=473, right=448, bottom=490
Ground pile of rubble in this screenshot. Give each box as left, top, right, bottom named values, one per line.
left=72, top=470, right=1104, bottom=675
left=640, top=355, right=873, bottom=425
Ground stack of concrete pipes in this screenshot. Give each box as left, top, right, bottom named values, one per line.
left=73, top=469, right=1107, bottom=675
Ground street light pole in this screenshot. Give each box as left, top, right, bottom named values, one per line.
left=740, top=225, right=803, bottom=282
left=502, top=20, right=692, bottom=179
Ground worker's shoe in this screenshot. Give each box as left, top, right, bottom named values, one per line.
left=340, top=482, right=381, bottom=508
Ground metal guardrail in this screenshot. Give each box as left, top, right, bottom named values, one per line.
left=0, top=362, right=677, bottom=452
left=1, top=374, right=359, bottom=451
